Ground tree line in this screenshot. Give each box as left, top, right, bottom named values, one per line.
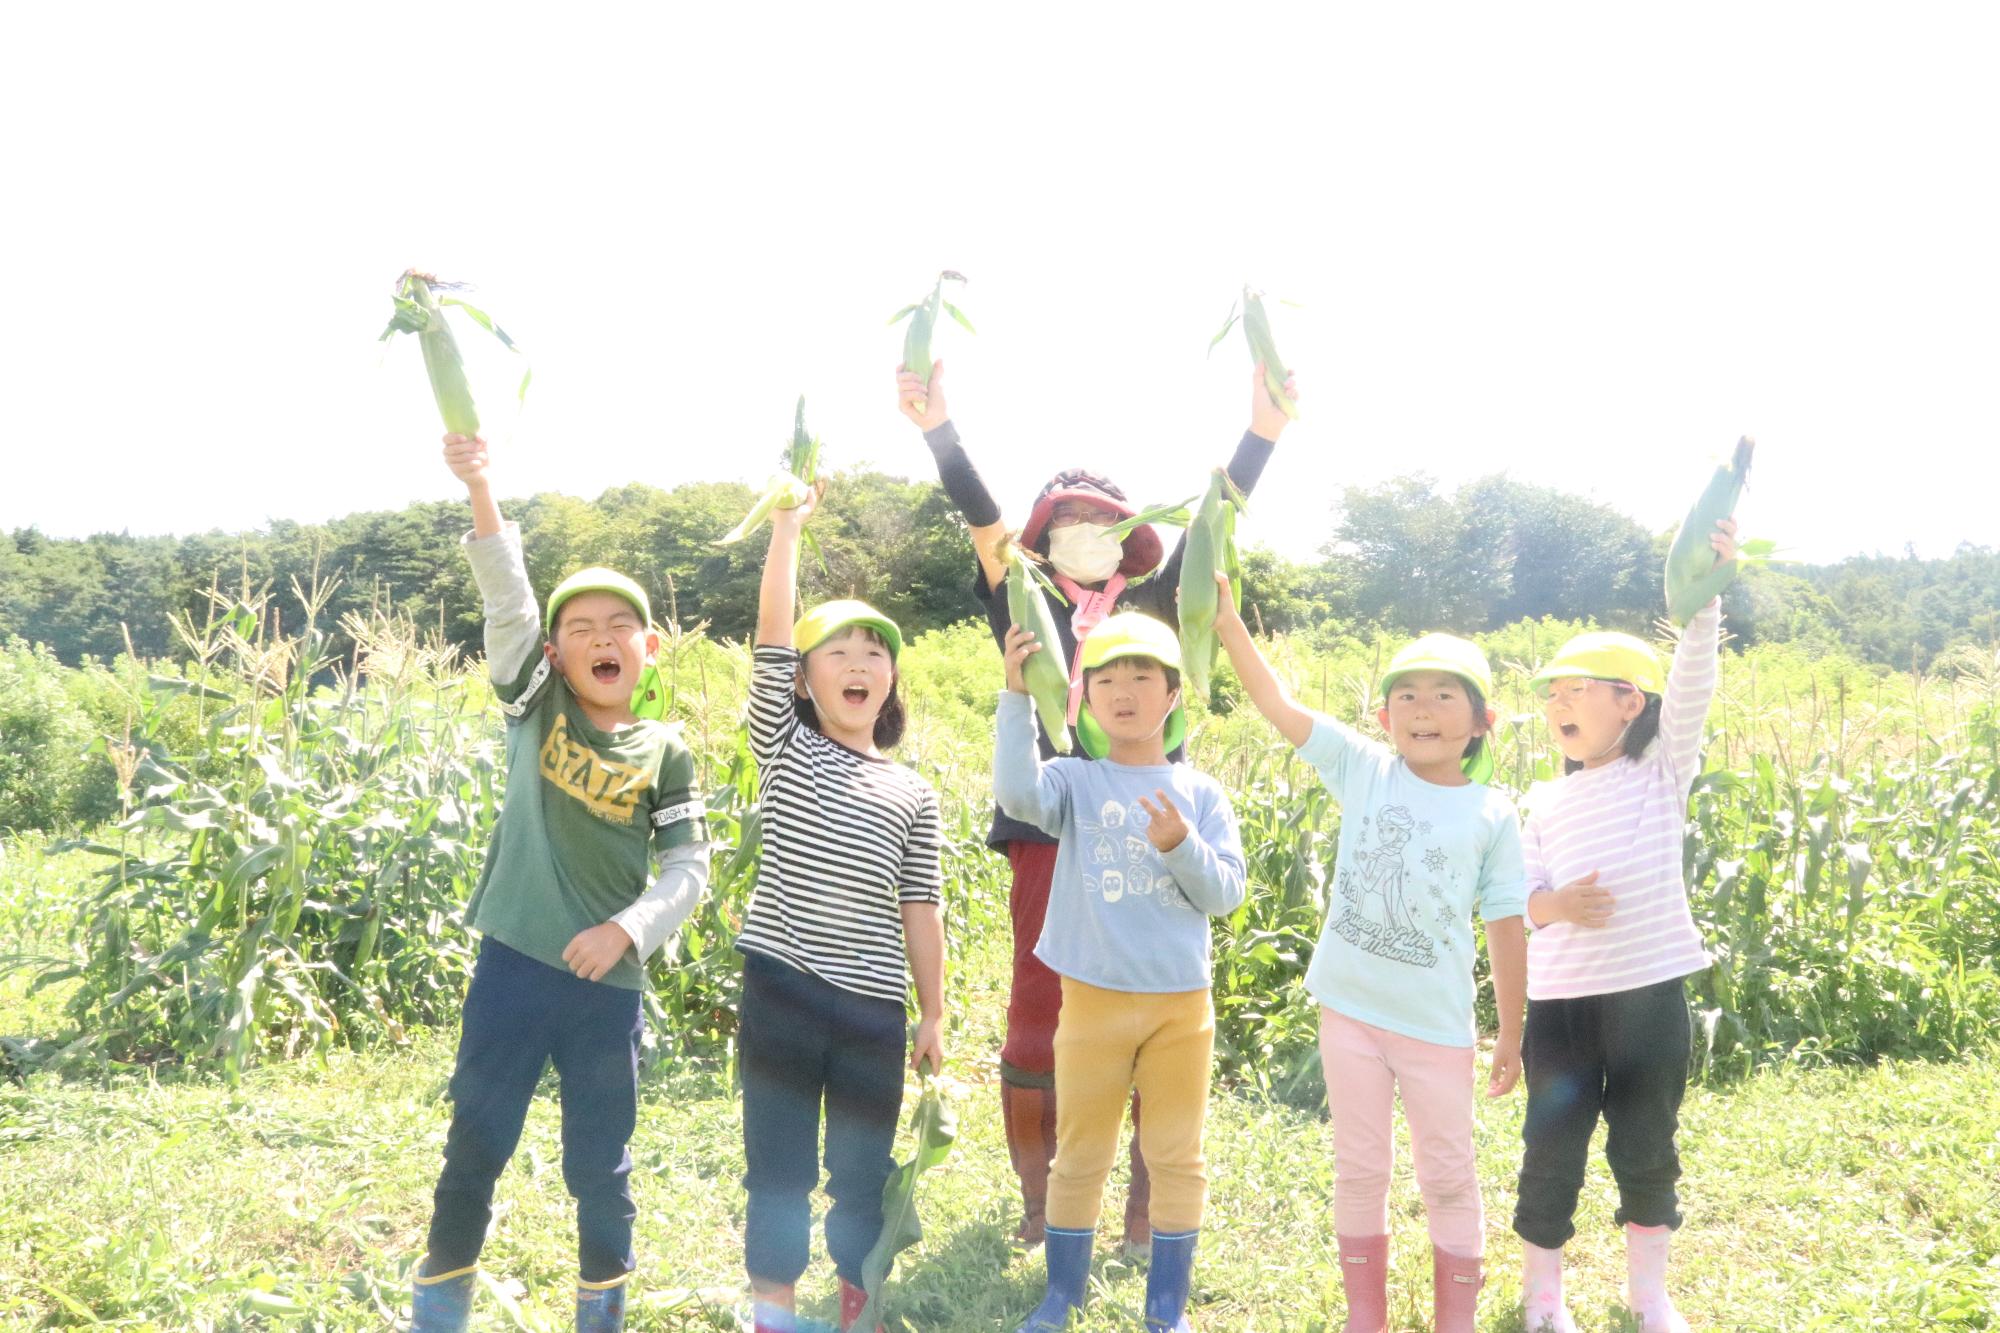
left=4, top=469, right=1995, bottom=672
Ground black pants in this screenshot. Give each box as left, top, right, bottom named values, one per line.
left=427, top=937, right=644, bottom=1282
left=1512, top=976, right=1692, bottom=1249
left=738, top=949, right=906, bottom=1287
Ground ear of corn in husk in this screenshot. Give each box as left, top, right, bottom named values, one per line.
left=378, top=270, right=529, bottom=436
left=716, top=395, right=823, bottom=546
left=1665, top=436, right=1757, bottom=623
left=1177, top=468, right=1246, bottom=703
left=1207, top=285, right=1298, bottom=420
left=891, top=271, right=973, bottom=415
left=999, top=534, right=1075, bottom=753
left=854, top=1063, right=958, bottom=1330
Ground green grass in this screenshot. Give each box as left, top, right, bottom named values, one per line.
left=3, top=931, right=1996, bottom=1332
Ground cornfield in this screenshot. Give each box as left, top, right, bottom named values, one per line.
left=6, top=593, right=1997, bottom=1093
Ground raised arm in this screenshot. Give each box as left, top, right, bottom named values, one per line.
left=1155, top=365, right=1298, bottom=588
left=446, top=433, right=540, bottom=688
left=1211, top=570, right=1314, bottom=748
left=1657, top=517, right=1734, bottom=793
left=897, top=359, right=1011, bottom=593
left=993, top=627, right=1074, bottom=834
left=756, top=482, right=822, bottom=648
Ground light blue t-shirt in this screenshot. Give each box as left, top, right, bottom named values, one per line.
left=992, top=692, right=1247, bottom=993
left=1299, top=714, right=1527, bottom=1048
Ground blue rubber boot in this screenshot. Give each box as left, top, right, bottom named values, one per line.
left=410, top=1261, right=477, bottom=1332
left=576, top=1273, right=629, bottom=1332
left=1016, top=1226, right=1094, bottom=1331
left=1143, top=1229, right=1198, bottom=1332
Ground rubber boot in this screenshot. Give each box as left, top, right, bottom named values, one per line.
left=752, top=1283, right=798, bottom=1333
left=1016, top=1226, right=1093, bottom=1331
left=1121, top=1090, right=1153, bottom=1261
left=576, top=1273, right=628, bottom=1333
left=1335, top=1235, right=1388, bottom=1333
left=1431, top=1245, right=1483, bottom=1333
left=1522, top=1241, right=1580, bottom=1333
left=1142, top=1228, right=1197, bottom=1332
left=1625, top=1224, right=1692, bottom=1332
left=1001, top=1080, right=1058, bottom=1248
left=838, top=1277, right=885, bottom=1333
left=409, top=1261, right=477, bottom=1333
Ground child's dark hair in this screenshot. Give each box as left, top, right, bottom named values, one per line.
left=1083, top=656, right=1182, bottom=694
left=1462, top=682, right=1489, bottom=767
left=1561, top=689, right=1662, bottom=774
left=794, top=627, right=907, bottom=750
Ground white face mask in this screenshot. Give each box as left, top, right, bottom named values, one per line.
left=1046, top=523, right=1125, bottom=583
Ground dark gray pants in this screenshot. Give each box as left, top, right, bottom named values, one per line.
left=1512, top=976, right=1692, bottom=1249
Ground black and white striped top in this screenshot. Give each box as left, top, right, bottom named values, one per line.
left=735, top=646, right=944, bottom=1004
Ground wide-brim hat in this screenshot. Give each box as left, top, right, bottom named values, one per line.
left=1020, top=469, right=1163, bottom=580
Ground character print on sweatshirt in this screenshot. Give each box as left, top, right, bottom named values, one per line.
left=1078, top=796, right=1192, bottom=911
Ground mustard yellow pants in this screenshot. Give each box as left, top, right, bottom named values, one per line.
left=1045, top=977, right=1214, bottom=1233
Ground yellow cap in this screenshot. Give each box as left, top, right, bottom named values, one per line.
left=794, top=599, right=903, bottom=660
left=1380, top=632, right=1494, bottom=701
left=546, top=567, right=650, bottom=634
left=1529, top=632, right=1665, bottom=696
left=1076, top=613, right=1187, bottom=760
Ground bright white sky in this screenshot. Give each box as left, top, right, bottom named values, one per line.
left=3, top=5, right=1994, bottom=567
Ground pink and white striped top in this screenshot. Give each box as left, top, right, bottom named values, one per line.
left=1521, top=602, right=1720, bottom=1000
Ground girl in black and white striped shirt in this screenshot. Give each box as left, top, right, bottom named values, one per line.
left=738, top=481, right=945, bottom=1333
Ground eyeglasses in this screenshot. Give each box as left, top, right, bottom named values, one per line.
left=1538, top=678, right=1635, bottom=704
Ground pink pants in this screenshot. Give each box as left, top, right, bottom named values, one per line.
left=1320, top=1007, right=1484, bottom=1255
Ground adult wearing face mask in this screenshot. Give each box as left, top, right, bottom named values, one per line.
left=895, top=357, right=1297, bottom=1256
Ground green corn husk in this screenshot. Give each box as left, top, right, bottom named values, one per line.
left=1665, top=436, right=1756, bottom=624
left=890, top=271, right=973, bottom=414
left=1000, top=535, right=1075, bottom=754
left=378, top=270, right=528, bottom=435
left=1177, top=468, right=1246, bottom=703
left=716, top=395, right=822, bottom=546
left=1207, top=285, right=1298, bottom=420
left=853, top=1063, right=958, bottom=1330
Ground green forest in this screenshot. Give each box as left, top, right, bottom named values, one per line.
left=4, top=467, right=1994, bottom=675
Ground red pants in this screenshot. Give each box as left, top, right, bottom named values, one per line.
left=1002, top=842, right=1065, bottom=1076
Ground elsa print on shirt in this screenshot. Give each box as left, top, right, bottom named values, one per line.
left=1332, top=804, right=1441, bottom=969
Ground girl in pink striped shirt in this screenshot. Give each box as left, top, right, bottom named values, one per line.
left=1511, top=517, right=1737, bottom=1333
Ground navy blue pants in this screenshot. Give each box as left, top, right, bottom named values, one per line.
left=1512, top=976, right=1692, bottom=1249
left=738, top=949, right=907, bottom=1287
left=426, top=937, right=644, bottom=1282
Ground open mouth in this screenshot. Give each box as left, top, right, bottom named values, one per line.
left=842, top=685, right=871, bottom=707
left=591, top=656, right=621, bottom=683
left=1409, top=729, right=1440, bottom=741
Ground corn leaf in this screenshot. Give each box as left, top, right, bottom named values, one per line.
left=854, top=1066, right=958, bottom=1330
left=1105, top=495, right=1200, bottom=539
left=942, top=301, right=977, bottom=334
left=1206, top=302, right=1241, bottom=355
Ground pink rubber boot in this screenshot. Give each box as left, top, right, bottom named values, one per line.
left=1335, top=1234, right=1388, bottom=1333
left=1431, top=1245, right=1483, bottom=1333
left=1522, top=1241, right=1579, bottom=1333
left=1625, top=1224, right=1692, bottom=1332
